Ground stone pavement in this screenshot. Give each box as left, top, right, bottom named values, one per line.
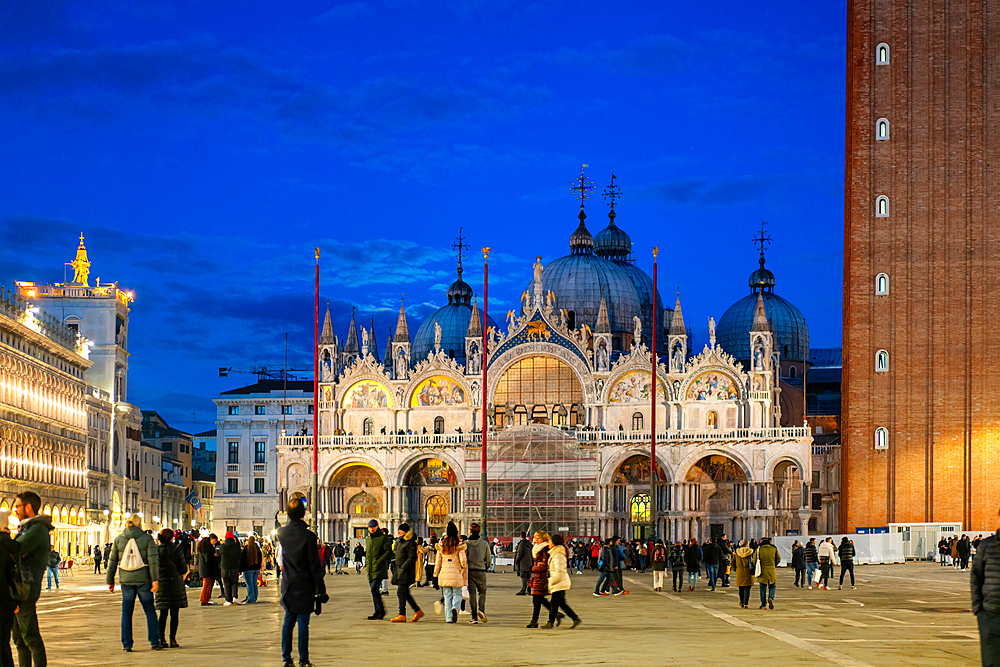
left=37, top=561, right=979, bottom=666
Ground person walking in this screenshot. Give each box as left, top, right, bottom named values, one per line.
left=592, top=538, right=617, bottom=596
left=491, top=538, right=503, bottom=573
left=93, top=544, right=103, bottom=574
left=333, top=541, right=345, bottom=575
left=219, top=531, right=241, bottom=606
left=611, top=537, right=629, bottom=595
left=938, top=537, right=950, bottom=566
left=389, top=523, right=423, bottom=623
left=958, top=535, right=972, bottom=572
left=703, top=538, right=721, bottom=591
left=424, top=535, right=438, bottom=589
left=44, top=550, right=59, bottom=591
left=650, top=540, right=667, bottom=591
left=432, top=521, right=467, bottom=624
left=364, top=520, right=392, bottom=620
left=804, top=537, right=819, bottom=589
left=241, top=534, right=263, bottom=603
left=197, top=536, right=218, bottom=606
left=838, top=537, right=856, bottom=590
left=464, top=523, right=489, bottom=624
left=154, top=529, right=187, bottom=649
left=684, top=538, right=702, bottom=591
left=353, top=541, right=365, bottom=575
left=277, top=497, right=325, bottom=667
left=514, top=532, right=532, bottom=595
left=670, top=541, right=686, bottom=592
left=544, top=534, right=580, bottom=629
left=0, top=493, right=52, bottom=667
left=732, top=540, right=755, bottom=609
left=791, top=540, right=806, bottom=587
left=756, top=536, right=781, bottom=610
left=527, top=531, right=552, bottom=628
left=106, top=513, right=161, bottom=653
left=951, top=537, right=961, bottom=569
left=818, top=537, right=836, bottom=590
left=103, top=542, right=112, bottom=571
left=970, top=517, right=999, bottom=667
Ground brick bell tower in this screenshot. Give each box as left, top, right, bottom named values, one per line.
left=843, top=0, right=1000, bottom=531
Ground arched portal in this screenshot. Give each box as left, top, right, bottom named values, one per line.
left=493, top=356, right=583, bottom=427
left=402, top=457, right=459, bottom=536
left=609, top=454, right=666, bottom=540
left=685, top=455, right=749, bottom=542
left=328, top=464, right=384, bottom=541
left=771, top=459, right=802, bottom=536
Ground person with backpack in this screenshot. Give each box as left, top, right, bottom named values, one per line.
left=154, top=529, right=187, bottom=649
left=650, top=540, right=667, bottom=591
left=464, top=524, right=489, bottom=624
left=592, top=538, right=617, bottom=596
left=670, top=540, right=686, bottom=592
left=106, top=513, right=161, bottom=652
left=389, top=523, right=422, bottom=623
left=970, top=516, right=999, bottom=667
left=45, top=550, right=60, bottom=591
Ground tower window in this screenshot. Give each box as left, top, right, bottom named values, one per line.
left=874, top=427, right=889, bottom=450
left=876, top=118, right=889, bottom=140
left=876, top=273, right=889, bottom=295
left=876, top=43, right=889, bottom=64
left=876, top=349, right=888, bottom=373
left=875, top=196, right=889, bottom=217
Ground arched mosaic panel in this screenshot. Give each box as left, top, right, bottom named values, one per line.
left=331, top=464, right=383, bottom=487
left=410, top=376, right=466, bottom=407
left=607, top=370, right=666, bottom=403
left=685, top=371, right=740, bottom=401
left=405, top=458, right=458, bottom=486
left=341, top=380, right=392, bottom=409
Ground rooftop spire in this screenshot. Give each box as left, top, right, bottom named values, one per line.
left=70, top=233, right=91, bottom=285
left=394, top=296, right=410, bottom=343
left=751, top=290, right=770, bottom=332
left=344, top=307, right=360, bottom=353
left=369, top=316, right=379, bottom=360
left=320, top=300, right=335, bottom=344
left=595, top=287, right=611, bottom=334
left=467, top=297, right=482, bottom=337
left=569, top=165, right=596, bottom=255
left=382, top=327, right=394, bottom=368
left=749, top=220, right=776, bottom=292
left=669, top=288, right=686, bottom=335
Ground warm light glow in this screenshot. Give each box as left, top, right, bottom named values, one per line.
left=152, top=515, right=160, bottom=523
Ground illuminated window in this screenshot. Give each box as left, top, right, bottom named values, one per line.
left=363, top=418, right=373, bottom=436
left=707, top=411, right=718, bottom=428
left=228, top=405, right=239, bottom=416
left=876, top=43, right=889, bottom=64
left=255, top=405, right=265, bottom=415
left=876, top=196, right=889, bottom=217
left=284, top=406, right=292, bottom=415
left=426, top=495, right=448, bottom=526
left=630, top=493, right=650, bottom=523
left=631, top=412, right=643, bottom=430
left=876, top=349, right=888, bottom=372
left=876, top=273, right=889, bottom=295
left=876, top=118, right=889, bottom=140
left=875, top=427, right=889, bottom=450
left=348, top=491, right=378, bottom=516
left=494, top=356, right=583, bottom=409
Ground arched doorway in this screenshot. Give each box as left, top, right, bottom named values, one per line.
left=328, top=464, right=383, bottom=540
left=772, top=460, right=803, bottom=536
left=493, top=356, right=584, bottom=427
left=685, top=455, right=749, bottom=542
left=403, top=458, right=459, bottom=536
left=609, top=454, right=666, bottom=540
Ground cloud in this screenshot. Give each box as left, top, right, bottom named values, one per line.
left=634, top=174, right=780, bottom=205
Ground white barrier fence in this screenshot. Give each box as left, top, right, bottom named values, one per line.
left=772, top=533, right=905, bottom=566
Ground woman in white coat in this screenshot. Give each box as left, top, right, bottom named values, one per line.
left=545, top=534, right=581, bottom=629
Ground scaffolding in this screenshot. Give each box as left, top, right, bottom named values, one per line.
left=467, top=424, right=597, bottom=541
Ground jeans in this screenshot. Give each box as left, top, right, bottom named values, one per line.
left=839, top=561, right=855, bottom=587
left=121, top=583, right=159, bottom=649
left=759, top=582, right=776, bottom=606
left=468, top=570, right=487, bottom=616
left=45, top=567, right=58, bottom=589
left=549, top=590, right=578, bottom=623
left=805, top=561, right=818, bottom=586
left=593, top=571, right=617, bottom=594
left=738, top=586, right=752, bottom=606
left=441, top=586, right=462, bottom=621
left=396, top=584, right=419, bottom=616
left=243, top=570, right=260, bottom=602
left=706, top=563, right=719, bottom=589
left=281, top=611, right=310, bottom=664
left=335, top=556, right=343, bottom=573
left=369, top=578, right=385, bottom=616
left=673, top=569, right=684, bottom=590
left=12, top=599, right=44, bottom=667
left=978, top=609, right=1000, bottom=667
left=687, top=571, right=699, bottom=587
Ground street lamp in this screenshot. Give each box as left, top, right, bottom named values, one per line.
left=152, top=515, right=160, bottom=524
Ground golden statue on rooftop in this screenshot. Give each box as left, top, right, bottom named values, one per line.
left=70, top=233, right=91, bottom=285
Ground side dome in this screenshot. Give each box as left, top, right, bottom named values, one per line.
left=716, top=291, right=809, bottom=362
left=614, top=260, right=663, bottom=348
left=412, top=303, right=497, bottom=362
left=594, top=214, right=632, bottom=261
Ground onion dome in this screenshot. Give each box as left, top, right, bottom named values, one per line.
left=446, top=263, right=474, bottom=305
left=569, top=207, right=594, bottom=255
left=749, top=254, right=776, bottom=291
left=594, top=212, right=632, bottom=261
left=413, top=263, right=498, bottom=362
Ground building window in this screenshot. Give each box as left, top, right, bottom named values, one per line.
left=631, top=412, right=643, bottom=431
left=875, top=427, right=889, bottom=450
left=254, top=441, right=266, bottom=464
left=363, top=418, right=373, bottom=436
left=434, top=416, right=445, bottom=434
left=227, top=478, right=239, bottom=493
left=308, top=405, right=313, bottom=414
left=707, top=411, right=718, bottom=428
left=228, top=405, right=239, bottom=415
left=283, top=406, right=292, bottom=415
left=630, top=494, right=650, bottom=523
left=253, top=478, right=265, bottom=494
left=876, top=118, right=889, bottom=140
left=789, top=366, right=796, bottom=379
left=228, top=442, right=239, bottom=464
left=876, top=195, right=889, bottom=217
left=876, top=273, right=889, bottom=295
left=876, top=42, right=889, bottom=64
left=876, top=349, right=888, bottom=372
left=255, top=405, right=265, bottom=415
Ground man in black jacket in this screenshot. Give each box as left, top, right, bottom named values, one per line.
left=703, top=539, right=722, bottom=591
left=719, top=535, right=733, bottom=587
left=513, top=532, right=532, bottom=595
left=219, top=531, right=241, bottom=605
left=838, top=537, right=856, bottom=590
left=971, top=517, right=999, bottom=667
left=278, top=498, right=324, bottom=667
left=389, top=523, right=422, bottom=623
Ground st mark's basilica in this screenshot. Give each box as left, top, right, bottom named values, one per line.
left=278, top=174, right=814, bottom=543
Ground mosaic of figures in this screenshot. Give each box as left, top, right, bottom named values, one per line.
left=611, top=454, right=667, bottom=484
left=607, top=370, right=667, bottom=403
left=686, top=455, right=747, bottom=483
left=342, top=380, right=392, bottom=409
left=685, top=371, right=739, bottom=401
left=411, top=375, right=466, bottom=407
left=405, top=458, right=458, bottom=486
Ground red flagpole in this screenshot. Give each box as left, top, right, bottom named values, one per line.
left=312, top=248, right=320, bottom=533
left=651, top=246, right=658, bottom=541
left=481, top=248, right=490, bottom=532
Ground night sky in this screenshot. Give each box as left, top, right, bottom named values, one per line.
left=0, top=1, right=847, bottom=437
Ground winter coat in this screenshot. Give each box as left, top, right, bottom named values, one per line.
left=155, top=543, right=189, bottom=610
left=277, top=518, right=326, bottom=615
left=0, top=546, right=15, bottom=613
left=433, top=543, right=467, bottom=588
left=684, top=544, right=702, bottom=573
left=0, top=515, right=54, bottom=601
left=354, top=544, right=365, bottom=563
left=818, top=541, right=836, bottom=563
left=702, top=542, right=722, bottom=566
left=951, top=540, right=960, bottom=558
left=938, top=539, right=949, bottom=555
left=333, top=543, right=345, bottom=558
left=838, top=540, right=856, bottom=562
left=106, top=524, right=160, bottom=588
left=756, top=543, right=781, bottom=585
left=720, top=540, right=733, bottom=562
left=219, top=537, right=241, bottom=571
left=650, top=545, right=667, bottom=571
left=732, top=546, right=756, bottom=587
left=365, top=531, right=392, bottom=582
left=791, top=545, right=806, bottom=569
left=391, top=529, right=418, bottom=587
left=971, top=532, right=1000, bottom=615
left=513, top=538, right=532, bottom=574
left=957, top=538, right=972, bottom=558
left=197, top=545, right=219, bottom=580
left=530, top=543, right=550, bottom=596
left=670, top=544, right=686, bottom=571
left=547, top=544, right=571, bottom=593
left=803, top=542, right=818, bottom=563
left=241, top=543, right=262, bottom=571
left=465, top=535, right=490, bottom=572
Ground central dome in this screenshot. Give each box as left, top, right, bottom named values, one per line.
left=413, top=263, right=497, bottom=362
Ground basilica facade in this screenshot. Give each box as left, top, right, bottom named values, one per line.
left=278, top=188, right=814, bottom=544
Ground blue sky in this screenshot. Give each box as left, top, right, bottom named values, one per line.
left=0, top=1, right=847, bottom=435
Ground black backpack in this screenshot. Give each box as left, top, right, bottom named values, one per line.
left=9, top=556, right=33, bottom=602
